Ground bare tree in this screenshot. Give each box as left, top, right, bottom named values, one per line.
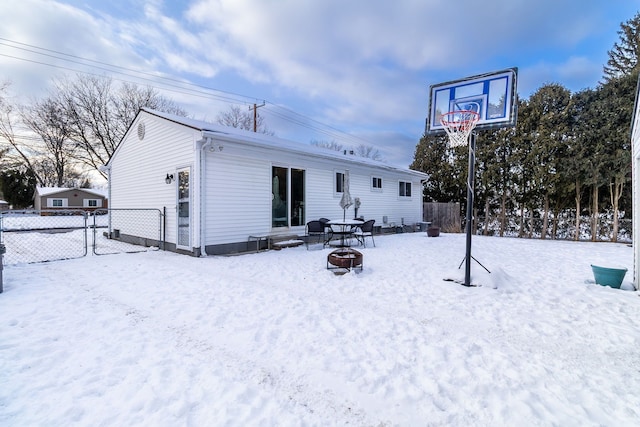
left=311, top=139, right=344, bottom=152
left=312, top=140, right=383, bottom=161
left=216, top=105, right=274, bottom=135
left=353, top=143, right=383, bottom=161
left=20, top=97, right=76, bottom=187
left=52, top=75, right=187, bottom=177
left=0, top=82, right=46, bottom=185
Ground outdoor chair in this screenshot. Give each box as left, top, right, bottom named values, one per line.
left=305, top=220, right=327, bottom=249
left=353, top=219, right=375, bottom=247
left=319, top=217, right=333, bottom=233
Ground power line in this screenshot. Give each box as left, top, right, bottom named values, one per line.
left=0, top=38, right=259, bottom=104
left=0, top=38, right=375, bottom=147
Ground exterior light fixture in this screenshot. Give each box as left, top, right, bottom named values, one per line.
left=165, top=173, right=174, bottom=184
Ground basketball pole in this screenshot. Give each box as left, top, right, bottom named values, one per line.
left=464, top=132, right=476, bottom=287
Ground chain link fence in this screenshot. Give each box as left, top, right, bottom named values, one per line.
left=0, top=209, right=163, bottom=265
left=92, top=208, right=163, bottom=255
left=472, top=215, right=632, bottom=243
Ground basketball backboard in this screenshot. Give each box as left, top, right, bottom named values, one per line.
left=425, top=68, right=518, bottom=134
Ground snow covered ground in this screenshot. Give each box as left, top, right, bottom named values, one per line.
left=1, top=232, right=639, bottom=426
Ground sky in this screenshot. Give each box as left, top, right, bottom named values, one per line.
left=1, top=229, right=638, bottom=425
left=0, top=0, right=638, bottom=168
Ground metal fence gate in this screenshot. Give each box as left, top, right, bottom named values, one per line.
left=0, top=209, right=163, bottom=265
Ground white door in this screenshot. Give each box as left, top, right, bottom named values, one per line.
left=176, top=168, right=191, bottom=249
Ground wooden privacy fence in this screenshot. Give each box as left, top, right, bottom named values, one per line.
left=423, top=202, right=461, bottom=231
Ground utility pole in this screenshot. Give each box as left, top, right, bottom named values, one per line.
left=249, top=101, right=265, bottom=132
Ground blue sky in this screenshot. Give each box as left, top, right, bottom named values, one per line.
left=0, top=0, right=638, bottom=168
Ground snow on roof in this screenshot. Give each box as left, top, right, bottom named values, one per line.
left=35, top=187, right=108, bottom=198
left=140, top=108, right=428, bottom=179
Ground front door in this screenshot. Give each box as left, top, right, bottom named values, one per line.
left=176, top=168, right=191, bottom=249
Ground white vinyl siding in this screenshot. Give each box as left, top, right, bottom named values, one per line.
left=108, top=110, right=427, bottom=252
left=109, top=114, right=195, bottom=245
left=205, top=154, right=271, bottom=244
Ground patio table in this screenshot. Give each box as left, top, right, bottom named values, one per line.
left=326, top=219, right=363, bottom=247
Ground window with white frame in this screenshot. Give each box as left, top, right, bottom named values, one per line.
left=371, top=176, right=382, bottom=191
left=335, top=171, right=345, bottom=194
left=47, top=198, right=67, bottom=207
left=83, top=199, right=101, bottom=207
left=399, top=181, right=412, bottom=197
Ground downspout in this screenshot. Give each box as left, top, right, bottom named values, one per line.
left=195, top=135, right=214, bottom=256
left=99, top=164, right=112, bottom=236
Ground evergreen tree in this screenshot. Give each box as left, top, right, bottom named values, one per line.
left=0, top=169, right=36, bottom=208
left=603, top=11, right=640, bottom=82
left=410, top=133, right=463, bottom=203
left=566, top=88, right=597, bottom=240
left=481, top=126, right=518, bottom=236
left=525, top=83, right=572, bottom=238
left=594, top=71, right=637, bottom=241
left=510, top=98, right=539, bottom=237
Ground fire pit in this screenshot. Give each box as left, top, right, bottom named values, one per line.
left=327, top=248, right=363, bottom=272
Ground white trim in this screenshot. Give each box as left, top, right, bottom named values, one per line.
left=176, top=166, right=192, bottom=250
left=371, top=175, right=383, bottom=192
left=334, top=170, right=345, bottom=196
left=83, top=199, right=102, bottom=208
left=47, top=198, right=68, bottom=208
left=398, top=180, right=412, bottom=199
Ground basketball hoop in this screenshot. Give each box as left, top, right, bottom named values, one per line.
left=440, top=110, right=480, bottom=148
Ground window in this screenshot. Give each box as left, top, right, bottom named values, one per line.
left=47, top=198, right=68, bottom=208
left=372, top=177, right=382, bottom=190
left=335, top=172, right=344, bottom=193
left=399, top=181, right=412, bottom=197
left=84, top=199, right=99, bottom=207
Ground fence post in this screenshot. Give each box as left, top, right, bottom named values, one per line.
left=0, top=243, right=5, bottom=293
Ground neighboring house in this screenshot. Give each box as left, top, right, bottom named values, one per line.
left=104, top=108, right=428, bottom=256
left=33, top=187, right=108, bottom=212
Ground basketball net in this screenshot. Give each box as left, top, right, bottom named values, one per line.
left=440, top=110, right=480, bottom=148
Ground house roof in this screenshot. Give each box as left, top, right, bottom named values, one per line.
left=35, top=187, right=108, bottom=199
left=134, top=108, right=428, bottom=179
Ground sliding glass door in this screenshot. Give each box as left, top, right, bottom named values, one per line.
left=272, top=166, right=305, bottom=228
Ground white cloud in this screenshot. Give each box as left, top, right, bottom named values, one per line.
left=519, top=55, right=605, bottom=98
left=0, top=0, right=633, bottom=167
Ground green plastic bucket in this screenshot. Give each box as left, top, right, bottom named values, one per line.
left=591, top=265, right=627, bottom=289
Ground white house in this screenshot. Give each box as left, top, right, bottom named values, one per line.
left=104, top=108, right=428, bottom=256
left=631, top=75, right=640, bottom=289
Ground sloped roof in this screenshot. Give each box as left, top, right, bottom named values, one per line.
left=35, top=187, right=108, bottom=198
left=137, top=108, right=428, bottom=179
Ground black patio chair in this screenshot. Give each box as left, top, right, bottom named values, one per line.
left=305, top=220, right=327, bottom=249
left=353, top=219, right=376, bottom=247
